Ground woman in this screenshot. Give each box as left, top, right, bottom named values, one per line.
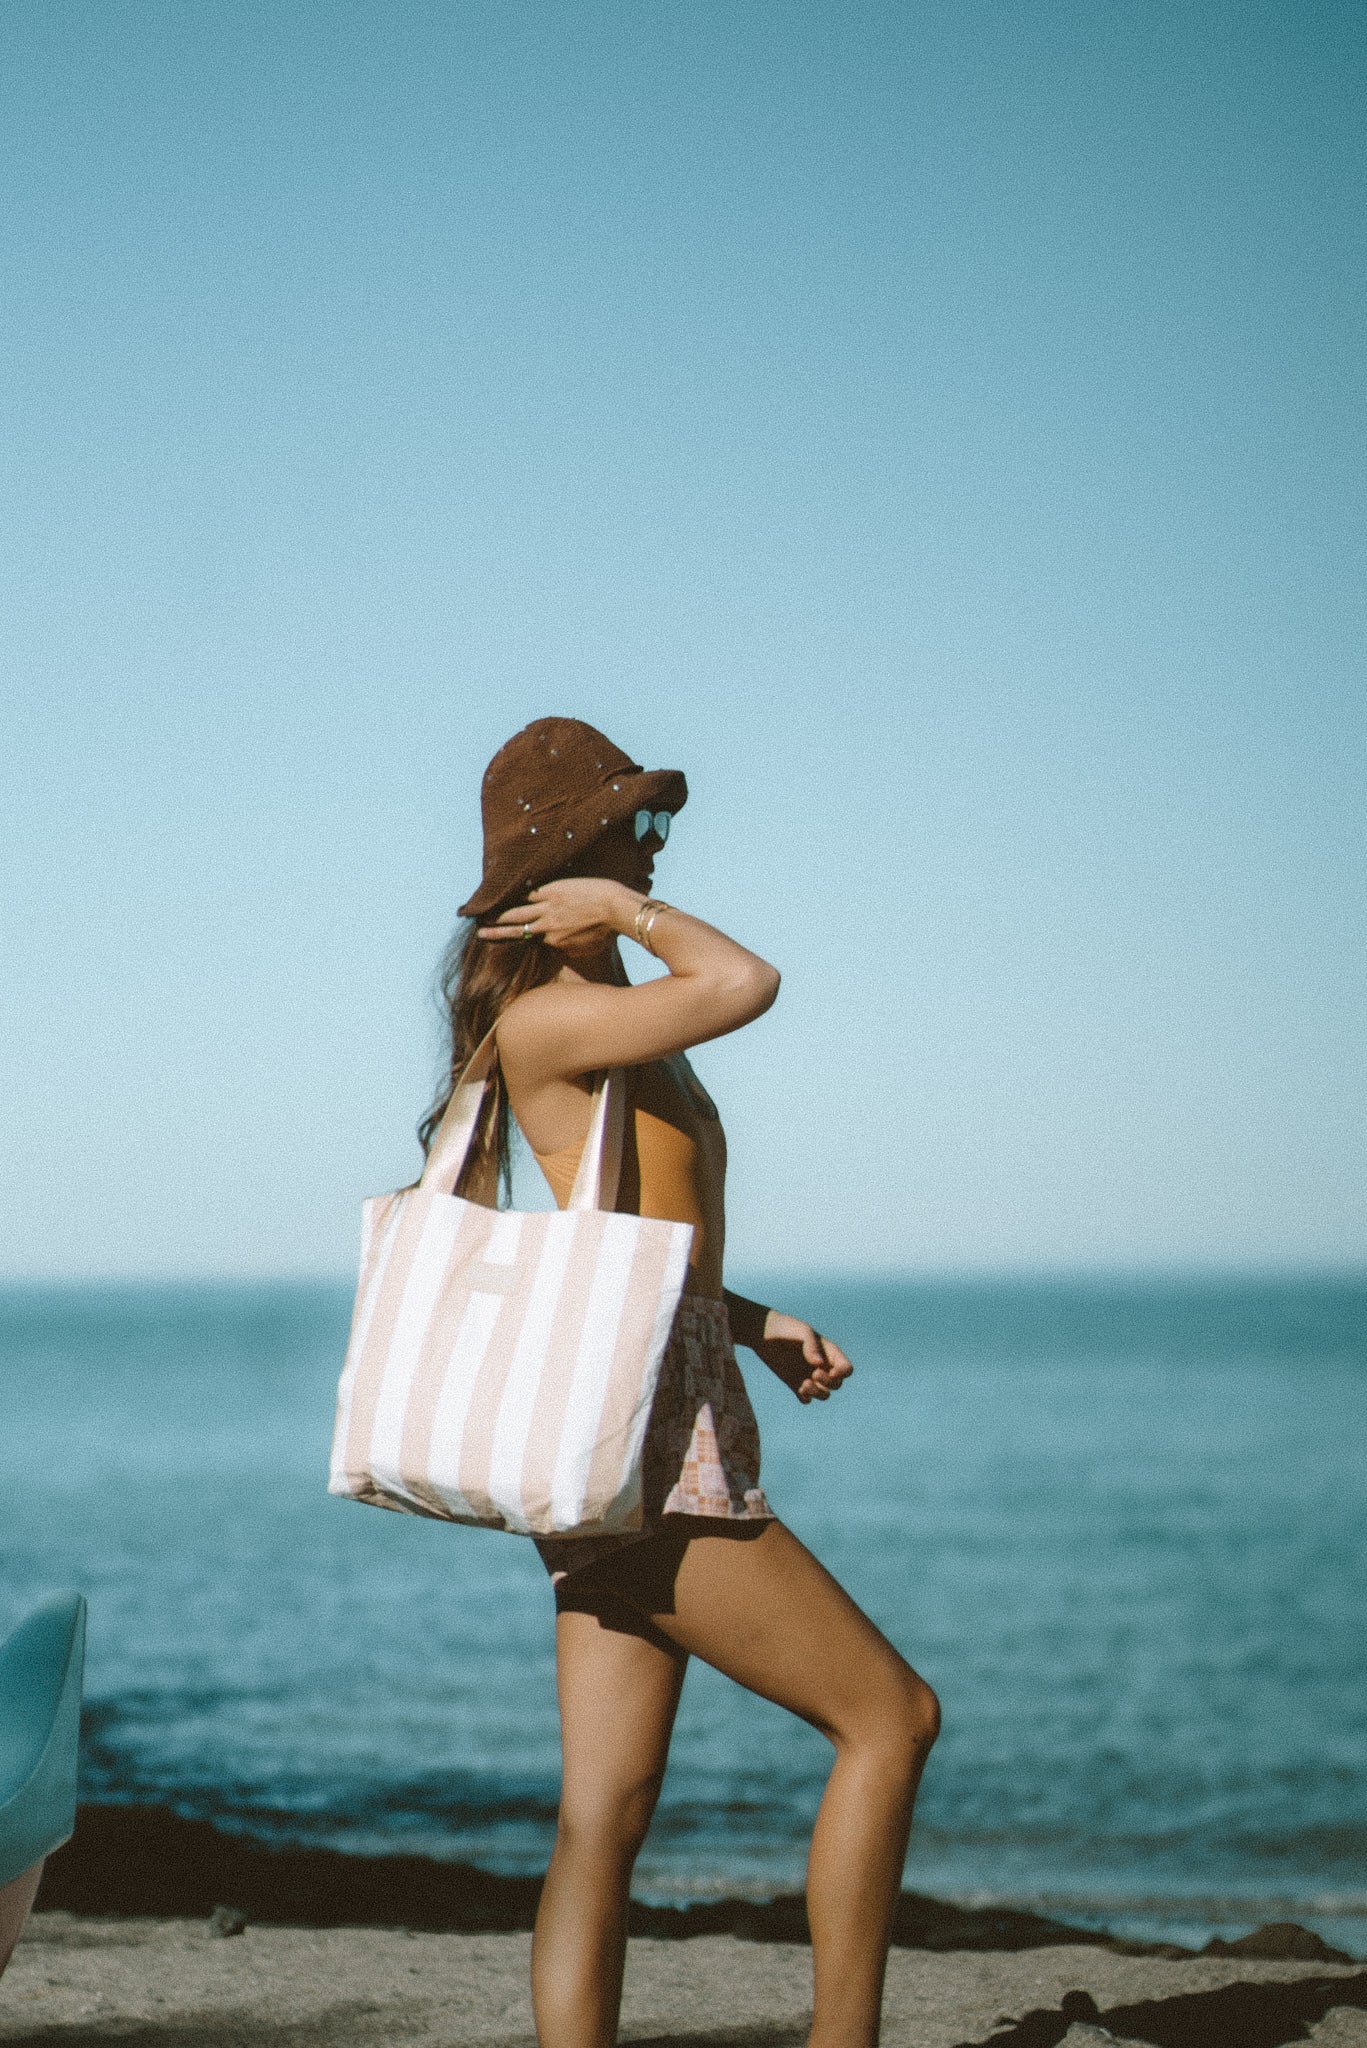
left=433, top=717, right=939, bottom=2048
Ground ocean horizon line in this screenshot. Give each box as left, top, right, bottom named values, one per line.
left=3, top=1262, right=1366, bottom=1295
left=6, top=1266, right=1362, bottom=1366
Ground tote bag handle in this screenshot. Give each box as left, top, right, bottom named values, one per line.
left=418, top=1027, right=626, bottom=1214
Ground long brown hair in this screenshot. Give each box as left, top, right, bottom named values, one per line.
left=418, top=921, right=562, bottom=1201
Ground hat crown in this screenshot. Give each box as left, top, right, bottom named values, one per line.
left=482, top=718, right=639, bottom=826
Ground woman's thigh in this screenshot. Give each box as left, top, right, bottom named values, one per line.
left=634, top=1520, right=932, bottom=1748
left=553, top=1593, right=688, bottom=1839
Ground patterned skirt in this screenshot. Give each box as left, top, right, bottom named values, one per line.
left=534, top=1293, right=774, bottom=1582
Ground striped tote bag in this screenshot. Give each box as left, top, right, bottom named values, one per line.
left=328, top=1030, right=694, bottom=1537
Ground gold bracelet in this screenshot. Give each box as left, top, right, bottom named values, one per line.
left=633, top=897, right=652, bottom=947
left=641, top=901, right=670, bottom=954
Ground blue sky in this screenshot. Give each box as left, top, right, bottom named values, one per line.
left=2, top=0, right=1363, bottom=1280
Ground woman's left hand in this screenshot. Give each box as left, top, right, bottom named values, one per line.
left=754, top=1312, right=853, bottom=1404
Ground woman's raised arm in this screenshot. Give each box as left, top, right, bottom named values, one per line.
left=482, top=877, right=779, bottom=1079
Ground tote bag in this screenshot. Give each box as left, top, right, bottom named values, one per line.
left=328, top=1030, right=694, bottom=1536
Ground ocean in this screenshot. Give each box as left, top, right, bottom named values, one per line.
left=2, top=1274, right=1364, bottom=1954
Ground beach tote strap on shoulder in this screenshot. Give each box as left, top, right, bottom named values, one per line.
left=565, top=1060, right=626, bottom=1214
left=419, top=1027, right=626, bottom=1213
left=417, top=1027, right=500, bottom=1197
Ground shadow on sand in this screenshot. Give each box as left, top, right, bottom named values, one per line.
left=959, top=1969, right=1367, bottom=2048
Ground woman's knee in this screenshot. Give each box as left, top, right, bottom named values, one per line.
left=837, top=1657, right=940, bottom=1776
left=902, top=1668, right=941, bottom=1753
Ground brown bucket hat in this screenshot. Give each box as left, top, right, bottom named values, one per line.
left=459, top=717, right=687, bottom=918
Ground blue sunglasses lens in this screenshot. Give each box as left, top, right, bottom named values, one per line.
left=633, top=809, right=670, bottom=845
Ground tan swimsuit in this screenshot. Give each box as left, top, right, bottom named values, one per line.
left=530, top=1053, right=729, bottom=1299
left=527, top=1054, right=774, bottom=1580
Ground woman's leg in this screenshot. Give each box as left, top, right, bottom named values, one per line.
left=642, top=1521, right=939, bottom=2048
left=532, top=1594, right=687, bottom=2048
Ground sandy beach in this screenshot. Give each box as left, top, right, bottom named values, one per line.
left=6, top=1807, right=1362, bottom=2044
left=3, top=1912, right=1365, bottom=2046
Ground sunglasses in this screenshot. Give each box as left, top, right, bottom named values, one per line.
left=633, top=808, right=671, bottom=845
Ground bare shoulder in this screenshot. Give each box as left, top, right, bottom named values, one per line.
left=496, top=978, right=602, bottom=1040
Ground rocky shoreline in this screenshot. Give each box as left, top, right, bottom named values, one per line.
left=35, top=1804, right=1355, bottom=1967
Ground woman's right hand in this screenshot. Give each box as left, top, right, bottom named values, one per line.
left=753, top=1312, right=854, bottom=1404
left=478, top=878, right=638, bottom=961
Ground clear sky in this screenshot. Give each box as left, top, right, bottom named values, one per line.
left=2, top=0, right=1363, bottom=1281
